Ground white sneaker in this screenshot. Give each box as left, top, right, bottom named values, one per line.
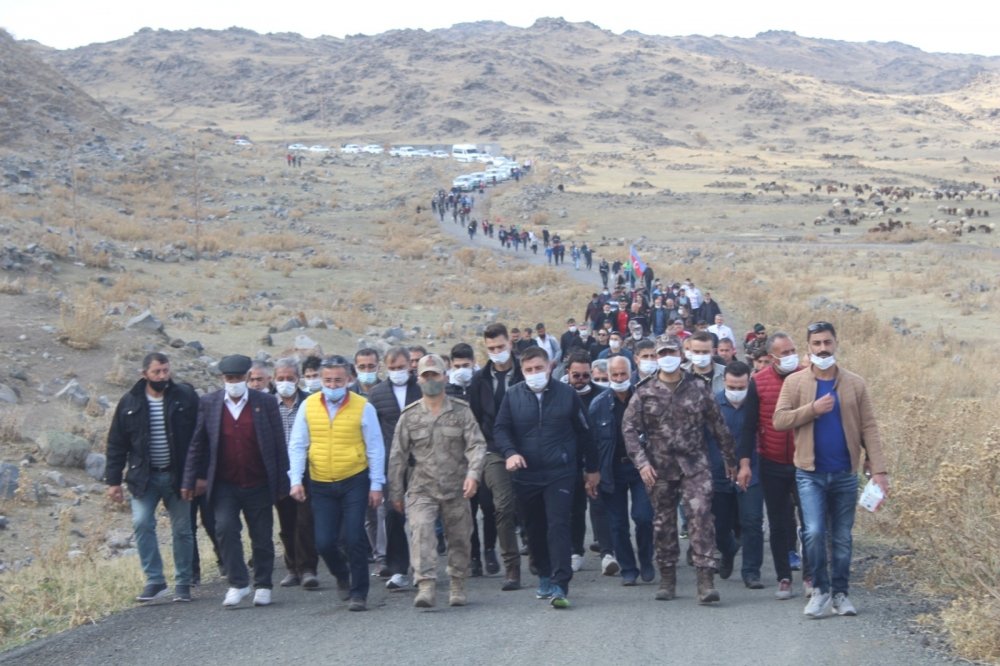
left=253, top=588, right=272, bottom=606
left=601, top=554, right=620, bottom=576
left=804, top=589, right=832, bottom=618
left=386, top=573, right=411, bottom=590
left=223, top=586, right=251, bottom=608
left=571, top=553, right=584, bottom=572
left=832, top=592, right=857, bottom=616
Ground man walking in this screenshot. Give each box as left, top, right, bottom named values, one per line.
left=494, top=347, right=600, bottom=608
left=774, top=322, right=890, bottom=618
left=622, top=336, right=736, bottom=604
left=106, top=352, right=199, bottom=602
left=389, top=355, right=486, bottom=608
left=182, top=355, right=289, bottom=608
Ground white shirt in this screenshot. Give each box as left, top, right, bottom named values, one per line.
left=392, top=383, right=408, bottom=411
left=708, top=324, right=735, bottom=343
left=224, top=391, right=248, bottom=420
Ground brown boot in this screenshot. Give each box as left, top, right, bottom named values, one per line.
left=697, top=567, right=720, bottom=604
left=655, top=567, right=676, bottom=601
left=501, top=565, right=521, bottom=591
left=414, top=580, right=435, bottom=608
left=448, top=578, right=467, bottom=606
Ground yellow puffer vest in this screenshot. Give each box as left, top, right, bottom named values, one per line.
left=304, top=392, right=368, bottom=482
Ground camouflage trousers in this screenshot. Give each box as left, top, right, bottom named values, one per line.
left=648, top=470, right=717, bottom=570
left=405, top=493, right=472, bottom=583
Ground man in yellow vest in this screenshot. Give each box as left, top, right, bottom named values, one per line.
left=287, top=355, right=385, bottom=612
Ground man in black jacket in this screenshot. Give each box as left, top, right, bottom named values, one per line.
left=106, top=352, right=199, bottom=603
left=467, top=324, right=524, bottom=590
left=494, top=346, right=600, bottom=609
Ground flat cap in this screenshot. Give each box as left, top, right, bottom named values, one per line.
left=218, top=354, right=253, bottom=375
left=655, top=335, right=682, bottom=352
left=416, top=353, right=447, bottom=376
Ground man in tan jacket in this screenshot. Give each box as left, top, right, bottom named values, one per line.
left=774, top=321, right=890, bottom=619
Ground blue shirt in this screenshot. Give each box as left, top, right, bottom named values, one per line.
left=813, top=379, right=851, bottom=473
left=287, top=395, right=386, bottom=490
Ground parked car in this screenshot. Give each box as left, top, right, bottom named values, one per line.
left=413, top=149, right=433, bottom=157
left=308, top=145, right=331, bottom=153
left=233, top=139, right=253, bottom=147
left=287, top=143, right=308, bottom=151
left=390, top=146, right=415, bottom=157
left=340, top=144, right=362, bottom=154
left=362, top=144, right=384, bottom=154
left=431, top=150, right=450, bottom=159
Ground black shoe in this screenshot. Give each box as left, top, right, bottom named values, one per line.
left=484, top=549, right=500, bottom=576
left=719, top=552, right=735, bottom=580
left=744, top=577, right=765, bottom=589
left=588, top=542, right=602, bottom=553
left=173, top=585, right=192, bottom=602
left=470, top=559, right=483, bottom=578
left=347, top=597, right=367, bottom=612
left=136, top=582, right=169, bottom=602
left=640, top=561, right=656, bottom=583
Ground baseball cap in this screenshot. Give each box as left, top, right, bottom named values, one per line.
left=417, top=354, right=447, bottom=376
left=655, top=335, right=682, bottom=352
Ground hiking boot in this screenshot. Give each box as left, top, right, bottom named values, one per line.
left=470, top=559, right=483, bottom=578
left=804, top=589, right=832, bottom=618
left=655, top=567, right=676, bottom=600
left=136, top=582, right=169, bottom=602
left=484, top=549, right=500, bottom=575
left=719, top=551, right=735, bottom=580
left=448, top=578, right=467, bottom=607
left=696, top=567, right=720, bottom=604
left=832, top=592, right=857, bottom=616
left=501, top=565, right=521, bottom=591
left=775, top=578, right=794, bottom=600
left=414, top=580, right=435, bottom=608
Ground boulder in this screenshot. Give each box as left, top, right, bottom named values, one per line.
left=41, top=470, right=68, bottom=487
left=55, top=379, right=90, bottom=408
left=105, top=529, right=133, bottom=550
left=125, top=310, right=165, bottom=334
left=38, top=431, right=91, bottom=468
left=0, top=463, right=19, bottom=499
left=0, top=383, right=18, bottom=404
left=85, top=452, right=106, bottom=481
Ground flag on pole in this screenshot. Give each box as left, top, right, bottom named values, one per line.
left=629, top=245, right=647, bottom=278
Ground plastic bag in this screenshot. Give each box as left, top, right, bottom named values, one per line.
left=858, top=478, right=885, bottom=512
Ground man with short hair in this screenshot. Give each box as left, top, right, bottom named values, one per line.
left=106, top=352, right=199, bottom=603
left=738, top=332, right=808, bottom=600
left=708, top=315, right=735, bottom=346
left=633, top=339, right=659, bottom=382
left=591, top=329, right=610, bottom=360
left=407, top=345, right=428, bottom=376
left=717, top=338, right=737, bottom=366
left=301, top=356, right=323, bottom=394
left=182, top=354, right=289, bottom=609
left=467, top=324, right=524, bottom=590
left=494, top=346, right=600, bottom=608
left=651, top=297, right=669, bottom=337
left=684, top=331, right=727, bottom=395
left=744, top=323, right=768, bottom=363
left=701, top=292, right=722, bottom=323
left=367, top=346, right=423, bottom=590
left=598, top=331, right=634, bottom=364
left=560, top=318, right=584, bottom=362
left=590, top=355, right=654, bottom=586
left=353, top=348, right=382, bottom=396
left=709, top=362, right=765, bottom=589
left=286, top=355, right=385, bottom=612
left=389, top=355, right=487, bottom=608
left=534, top=322, right=560, bottom=365
left=774, top=322, right=890, bottom=618
left=272, top=357, right=319, bottom=589
left=247, top=361, right=273, bottom=393
left=622, top=336, right=736, bottom=604
left=591, top=359, right=610, bottom=388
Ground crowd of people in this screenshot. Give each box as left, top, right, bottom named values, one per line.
left=106, top=263, right=890, bottom=618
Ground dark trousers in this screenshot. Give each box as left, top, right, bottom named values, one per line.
left=601, top=462, right=654, bottom=577
left=275, top=493, right=318, bottom=576
left=589, top=494, right=613, bottom=556
left=190, top=493, right=220, bottom=581
left=515, top=475, right=574, bottom=593
left=760, top=458, right=807, bottom=583
left=385, top=508, right=410, bottom=576
left=213, top=482, right=274, bottom=589
left=571, top=472, right=587, bottom=556
left=712, top=484, right=764, bottom=580
left=310, top=471, right=370, bottom=600
left=470, top=482, right=497, bottom=560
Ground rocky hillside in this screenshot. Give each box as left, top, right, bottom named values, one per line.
left=30, top=19, right=1000, bottom=149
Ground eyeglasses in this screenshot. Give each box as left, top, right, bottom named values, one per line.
left=807, top=321, right=834, bottom=334
left=321, top=355, right=350, bottom=368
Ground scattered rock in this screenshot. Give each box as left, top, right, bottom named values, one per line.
left=278, top=316, right=306, bottom=332
left=0, top=383, right=19, bottom=404
left=125, top=310, right=165, bottom=334
left=0, top=515, right=8, bottom=530
left=106, top=529, right=133, bottom=550
left=85, top=452, right=106, bottom=481
left=259, top=334, right=273, bottom=347
left=55, top=379, right=90, bottom=408
left=41, top=470, right=68, bottom=488
left=293, top=334, right=320, bottom=352
left=186, top=340, right=205, bottom=353
left=0, top=463, right=19, bottom=500
left=37, top=431, right=91, bottom=468
left=382, top=327, right=406, bottom=340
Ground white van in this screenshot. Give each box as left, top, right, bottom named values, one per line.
left=452, top=144, right=481, bottom=162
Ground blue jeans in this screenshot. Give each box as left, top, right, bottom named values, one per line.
left=600, top=462, right=653, bottom=578
left=131, top=471, right=193, bottom=586
left=795, top=470, right=858, bottom=595
left=310, top=471, right=370, bottom=600
left=712, top=484, right=764, bottom=580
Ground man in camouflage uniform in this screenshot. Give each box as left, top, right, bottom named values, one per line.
left=622, top=335, right=737, bottom=604
left=388, top=354, right=486, bottom=608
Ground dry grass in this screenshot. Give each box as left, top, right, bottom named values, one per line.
left=57, top=288, right=111, bottom=350
left=0, top=279, right=25, bottom=295
left=0, top=406, right=27, bottom=443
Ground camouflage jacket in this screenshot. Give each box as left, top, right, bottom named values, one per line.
left=621, top=373, right=736, bottom=480
left=388, top=397, right=486, bottom=503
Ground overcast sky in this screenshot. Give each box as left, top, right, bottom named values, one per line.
left=3, top=0, right=997, bottom=56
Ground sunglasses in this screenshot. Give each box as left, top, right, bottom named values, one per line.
left=569, top=372, right=591, bottom=380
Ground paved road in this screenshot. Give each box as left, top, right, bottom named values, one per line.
left=1, top=194, right=951, bottom=665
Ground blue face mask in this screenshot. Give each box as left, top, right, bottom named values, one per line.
left=321, top=386, right=346, bottom=403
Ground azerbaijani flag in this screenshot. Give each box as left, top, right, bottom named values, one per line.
left=629, top=245, right=647, bottom=278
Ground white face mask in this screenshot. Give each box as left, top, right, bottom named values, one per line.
left=593, top=380, right=610, bottom=389
left=658, top=356, right=682, bottom=373
left=725, top=388, right=748, bottom=404
left=776, top=355, right=799, bottom=373
left=488, top=349, right=511, bottom=365
left=303, top=377, right=322, bottom=393
left=450, top=367, right=474, bottom=386
left=357, top=371, right=377, bottom=385
left=609, top=340, right=621, bottom=351
left=632, top=331, right=643, bottom=340
left=690, top=353, right=713, bottom=369
left=638, top=360, right=658, bottom=376
left=524, top=371, right=548, bottom=392
left=810, top=354, right=837, bottom=370
left=225, top=381, right=247, bottom=399
left=275, top=381, right=298, bottom=398
left=575, top=384, right=592, bottom=395
left=580, top=331, right=589, bottom=340
left=610, top=379, right=631, bottom=392
left=568, top=326, right=577, bottom=333
left=684, top=350, right=694, bottom=362
left=388, top=369, right=410, bottom=386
